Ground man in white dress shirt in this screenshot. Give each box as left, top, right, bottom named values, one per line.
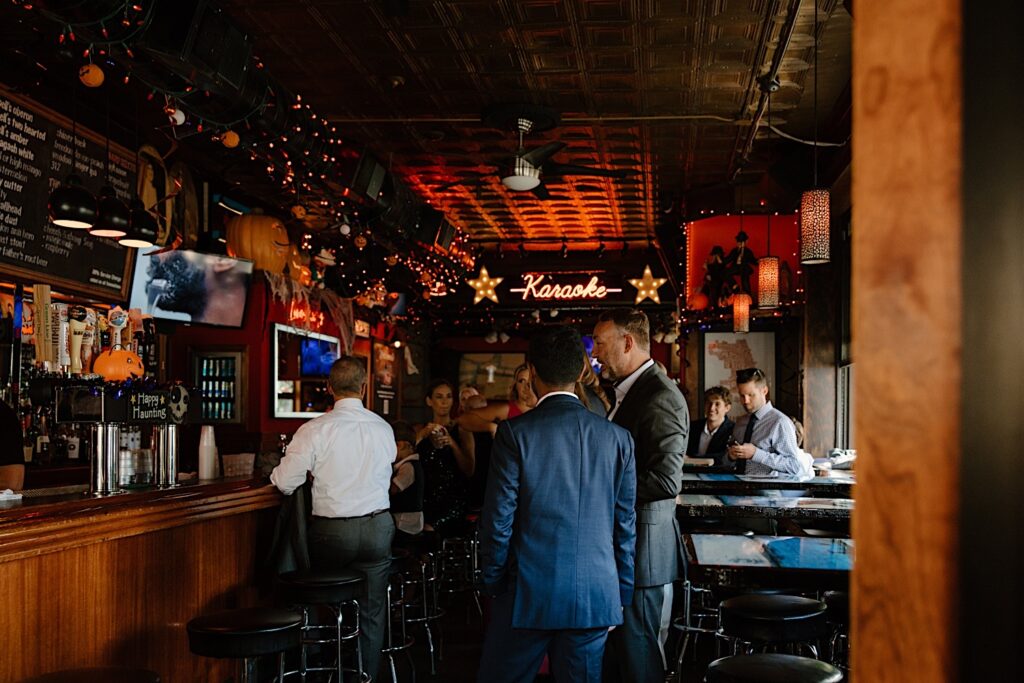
left=271, top=356, right=396, bottom=679
left=726, top=367, right=813, bottom=478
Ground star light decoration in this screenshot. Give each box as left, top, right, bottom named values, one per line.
left=468, top=266, right=503, bottom=304
left=628, top=265, right=667, bottom=304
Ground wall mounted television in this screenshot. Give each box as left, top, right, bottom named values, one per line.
left=128, top=249, right=253, bottom=328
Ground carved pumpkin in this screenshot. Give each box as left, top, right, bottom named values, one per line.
left=288, top=244, right=312, bottom=287
left=78, top=63, right=104, bottom=88
left=92, top=347, right=145, bottom=381
left=225, top=214, right=290, bottom=273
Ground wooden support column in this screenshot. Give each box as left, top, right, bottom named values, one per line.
left=853, top=1, right=960, bottom=680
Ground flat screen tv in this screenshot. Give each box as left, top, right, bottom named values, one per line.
left=128, top=249, right=253, bottom=328
left=300, top=336, right=339, bottom=377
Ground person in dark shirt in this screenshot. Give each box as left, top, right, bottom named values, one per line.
left=0, top=399, right=25, bottom=491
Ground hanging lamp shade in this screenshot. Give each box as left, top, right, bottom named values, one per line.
left=89, top=186, right=130, bottom=238
left=800, top=189, right=830, bottom=264
left=758, top=256, right=780, bottom=308
left=49, top=175, right=97, bottom=229
left=732, top=293, right=752, bottom=333
left=119, top=198, right=158, bottom=248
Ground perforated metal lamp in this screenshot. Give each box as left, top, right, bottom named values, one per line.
left=119, top=199, right=158, bottom=248
left=758, top=255, right=780, bottom=308
left=89, top=186, right=130, bottom=238
left=800, top=189, right=830, bottom=264
left=48, top=175, right=97, bottom=229
left=732, top=293, right=752, bottom=333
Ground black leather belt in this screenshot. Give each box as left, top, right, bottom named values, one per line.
left=313, top=508, right=390, bottom=521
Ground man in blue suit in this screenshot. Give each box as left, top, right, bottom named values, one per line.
left=477, top=325, right=637, bottom=683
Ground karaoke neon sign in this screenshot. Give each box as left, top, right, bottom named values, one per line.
left=509, top=273, right=623, bottom=301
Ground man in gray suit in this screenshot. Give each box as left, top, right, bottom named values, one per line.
left=592, top=309, right=689, bottom=683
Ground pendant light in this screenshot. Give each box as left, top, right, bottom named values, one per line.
left=732, top=293, right=751, bottom=333
left=120, top=94, right=157, bottom=248
left=758, top=92, right=780, bottom=308
left=800, top=1, right=830, bottom=264
left=48, top=81, right=96, bottom=229
left=90, top=89, right=129, bottom=239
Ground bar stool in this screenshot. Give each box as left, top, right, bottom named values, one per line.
left=22, top=668, right=160, bottom=683
left=438, top=534, right=482, bottom=617
left=380, top=556, right=417, bottom=682
left=718, top=595, right=830, bottom=658
left=705, top=653, right=843, bottom=682
left=402, top=552, right=445, bottom=676
left=187, top=607, right=303, bottom=683
left=822, top=591, right=849, bottom=671
left=276, top=568, right=368, bottom=682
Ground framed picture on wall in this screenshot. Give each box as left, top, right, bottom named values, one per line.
left=703, top=332, right=775, bottom=420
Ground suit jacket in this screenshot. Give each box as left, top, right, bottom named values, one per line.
left=686, top=417, right=735, bottom=467
left=611, top=365, right=689, bottom=587
left=479, top=394, right=637, bottom=629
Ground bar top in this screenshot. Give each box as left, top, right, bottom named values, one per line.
left=0, top=477, right=282, bottom=564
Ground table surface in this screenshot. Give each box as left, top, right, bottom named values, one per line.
left=679, top=493, right=856, bottom=520
left=679, top=471, right=854, bottom=495
left=686, top=533, right=854, bottom=573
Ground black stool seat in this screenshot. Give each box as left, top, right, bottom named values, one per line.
left=719, top=595, right=828, bottom=644
left=22, top=668, right=160, bottom=683
left=277, top=568, right=366, bottom=604
left=187, top=607, right=303, bottom=659
left=706, top=653, right=843, bottom=682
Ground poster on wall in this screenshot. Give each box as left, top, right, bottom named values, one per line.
left=373, top=341, right=397, bottom=416
left=703, top=332, right=775, bottom=420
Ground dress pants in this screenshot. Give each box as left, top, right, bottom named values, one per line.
left=602, top=583, right=671, bottom=683
left=478, top=590, right=609, bottom=683
left=310, top=512, right=395, bottom=680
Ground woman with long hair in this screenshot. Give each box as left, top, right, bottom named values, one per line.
left=576, top=354, right=611, bottom=417
left=416, top=379, right=475, bottom=536
left=456, top=363, right=537, bottom=434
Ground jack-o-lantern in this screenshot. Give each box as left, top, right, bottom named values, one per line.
left=288, top=244, right=313, bottom=287
left=79, top=63, right=105, bottom=88
left=225, top=214, right=290, bottom=273
left=92, top=347, right=145, bottom=381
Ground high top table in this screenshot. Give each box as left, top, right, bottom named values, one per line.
left=683, top=533, right=853, bottom=590
left=677, top=494, right=853, bottom=523
left=679, top=472, right=854, bottom=498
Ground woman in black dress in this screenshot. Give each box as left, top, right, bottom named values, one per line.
left=416, top=379, right=475, bottom=536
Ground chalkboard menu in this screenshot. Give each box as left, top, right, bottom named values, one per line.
left=0, top=85, right=135, bottom=301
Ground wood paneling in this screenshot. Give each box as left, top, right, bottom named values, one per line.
left=852, top=1, right=960, bottom=681
left=0, top=481, right=281, bottom=682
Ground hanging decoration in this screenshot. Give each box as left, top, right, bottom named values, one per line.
left=732, top=293, right=751, bottom=333
left=467, top=266, right=503, bottom=304
left=800, top=0, right=830, bottom=264
left=78, top=63, right=105, bottom=87
left=628, top=265, right=667, bottom=305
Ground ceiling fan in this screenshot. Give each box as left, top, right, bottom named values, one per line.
left=438, top=103, right=637, bottom=200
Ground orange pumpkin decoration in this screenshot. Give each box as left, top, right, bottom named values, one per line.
left=687, top=292, right=710, bottom=311
left=79, top=63, right=105, bottom=88
left=220, top=130, right=240, bottom=148
left=225, top=214, right=290, bottom=273
left=288, top=244, right=313, bottom=287
left=92, top=347, right=145, bottom=381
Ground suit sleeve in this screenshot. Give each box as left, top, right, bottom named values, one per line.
left=478, top=420, right=520, bottom=595
left=634, top=387, right=689, bottom=503
left=614, top=431, right=637, bottom=606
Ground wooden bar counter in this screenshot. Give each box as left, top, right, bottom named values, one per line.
left=0, top=478, right=283, bottom=682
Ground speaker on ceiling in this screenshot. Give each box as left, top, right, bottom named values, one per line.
left=136, top=0, right=252, bottom=96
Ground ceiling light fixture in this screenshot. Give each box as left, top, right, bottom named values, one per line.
left=48, top=81, right=96, bottom=229
left=800, top=1, right=830, bottom=264
left=501, top=117, right=542, bottom=191
left=120, top=94, right=156, bottom=249
left=758, top=94, right=780, bottom=308
left=733, top=293, right=752, bottom=333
